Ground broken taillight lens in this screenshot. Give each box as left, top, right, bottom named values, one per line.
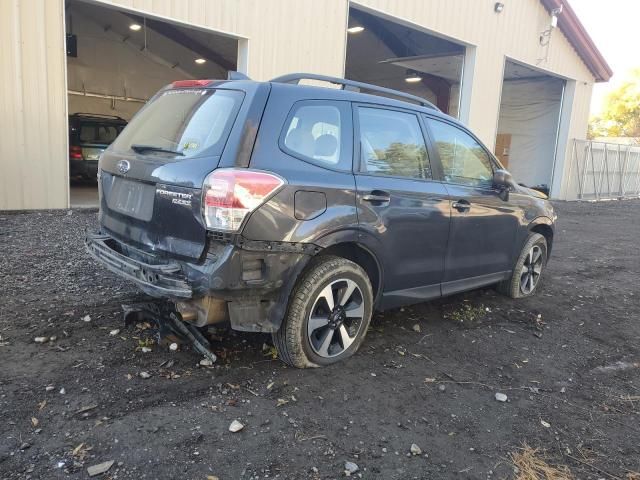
left=202, top=169, right=285, bottom=232
left=70, top=145, right=83, bottom=160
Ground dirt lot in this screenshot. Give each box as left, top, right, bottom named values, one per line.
left=1, top=200, right=639, bottom=480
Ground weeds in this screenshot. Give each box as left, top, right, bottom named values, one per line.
left=510, top=444, right=573, bottom=480
left=445, top=303, right=487, bottom=325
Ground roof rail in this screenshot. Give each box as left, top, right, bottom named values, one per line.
left=70, top=112, right=126, bottom=121
left=270, top=73, right=439, bottom=111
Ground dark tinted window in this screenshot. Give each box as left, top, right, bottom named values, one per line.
left=358, top=107, right=430, bottom=179
left=77, top=123, right=124, bottom=144
left=282, top=102, right=344, bottom=167
left=111, top=89, right=243, bottom=158
left=427, top=119, right=494, bottom=187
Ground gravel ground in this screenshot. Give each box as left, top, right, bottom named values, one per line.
left=1, top=200, right=639, bottom=479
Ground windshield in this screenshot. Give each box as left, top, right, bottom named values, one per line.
left=111, top=88, right=244, bottom=158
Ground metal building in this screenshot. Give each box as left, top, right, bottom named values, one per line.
left=0, top=0, right=611, bottom=210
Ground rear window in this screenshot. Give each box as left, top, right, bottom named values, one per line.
left=77, top=123, right=124, bottom=144
left=111, top=89, right=244, bottom=158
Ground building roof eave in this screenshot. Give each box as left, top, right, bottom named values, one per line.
left=539, top=0, right=613, bottom=82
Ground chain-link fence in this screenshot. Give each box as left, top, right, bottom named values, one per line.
left=564, top=140, right=640, bottom=200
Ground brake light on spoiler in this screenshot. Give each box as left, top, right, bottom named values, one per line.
left=172, top=79, right=214, bottom=88
left=202, top=169, right=285, bottom=232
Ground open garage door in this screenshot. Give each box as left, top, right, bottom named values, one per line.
left=345, top=7, right=465, bottom=116
left=65, top=0, right=238, bottom=207
left=495, top=61, right=565, bottom=195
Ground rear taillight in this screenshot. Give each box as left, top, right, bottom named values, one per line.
left=70, top=145, right=83, bottom=160
left=202, top=169, right=285, bottom=232
left=172, top=79, right=213, bottom=88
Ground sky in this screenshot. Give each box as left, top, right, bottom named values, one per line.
left=570, top=0, right=640, bottom=116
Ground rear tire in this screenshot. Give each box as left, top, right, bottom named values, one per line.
left=498, top=233, right=547, bottom=298
left=273, top=256, right=373, bottom=368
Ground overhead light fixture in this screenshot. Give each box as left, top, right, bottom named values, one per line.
left=405, top=70, right=422, bottom=83
left=494, top=2, right=505, bottom=13
left=195, top=58, right=207, bottom=64
left=129, top=23, right=142, bottom=31
left=347, top=25, right=365, bottom=34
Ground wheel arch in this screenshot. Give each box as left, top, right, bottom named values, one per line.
left=311, top=229, right=384, bottom=305
left=528, top=217, right=554, bottom=257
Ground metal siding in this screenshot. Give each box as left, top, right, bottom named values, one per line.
left=0, top=0, right=68, bottom=210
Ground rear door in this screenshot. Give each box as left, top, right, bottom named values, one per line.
left=353, top=104, right=450, bottom=308
left=423, top=116, right=521, bottom=294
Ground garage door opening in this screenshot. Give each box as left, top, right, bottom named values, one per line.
left=65, top=0, right=238, bottom=207
left=345, top=7, right=465, bottom=116
left=495, top=60, right=565, bottom=194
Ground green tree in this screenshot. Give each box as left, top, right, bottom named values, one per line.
left=589, top=69, right=640, bottom=139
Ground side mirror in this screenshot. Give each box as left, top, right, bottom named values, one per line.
left=493, top=169, right=514, bottom=200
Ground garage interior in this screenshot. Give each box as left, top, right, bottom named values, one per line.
left=66, top=0, right=238, bottom=207
left=495, top=60, right=565, bottom=193
left=345, top=7, right=465, bottom=117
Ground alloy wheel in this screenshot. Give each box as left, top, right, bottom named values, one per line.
left=520, top=245, right=543, bottom=294
left=307, top=278, right=365, bottom=358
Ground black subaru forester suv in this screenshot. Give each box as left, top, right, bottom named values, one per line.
left=86, top=73, right=556, bottom=368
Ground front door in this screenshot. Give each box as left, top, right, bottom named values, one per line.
left=354, top=105, right=450, bottom=308
left=424, top=117, right=521, bottom=295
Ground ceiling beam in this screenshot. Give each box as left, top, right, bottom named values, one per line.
left=122, top=13, right=235, bottom=72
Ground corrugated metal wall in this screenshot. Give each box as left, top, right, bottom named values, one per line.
left=0, top=0, right=598, bottom=208
left=1, top=0, right=69, bottom=210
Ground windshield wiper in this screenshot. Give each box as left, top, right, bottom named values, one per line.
left=131, top=144, right=184, bottom=156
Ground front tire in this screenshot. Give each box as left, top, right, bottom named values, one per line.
left=498, top=233, right=548, bottom=298
left=273, top=256, right=373, bottom=368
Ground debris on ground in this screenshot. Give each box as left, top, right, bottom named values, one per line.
left=495, top=392, right=508, bottom=402
left=228, top=420, right=244, bottom=433
left=344, top=461, right=359, bottom=475
left=199, top=358, right=213, bottom=367
left=410, top=443, right=422, bottom=455
left=139, top=371, right=151, bottom=379
left=34, top=336, right=48, bottom=344
left=592, top=361, right=639, bottom=374
left=412, top=323, right=421, bottom=333
left=87, top=460, right=114, bottom=477
left=510, top=444, right=573, bottom=480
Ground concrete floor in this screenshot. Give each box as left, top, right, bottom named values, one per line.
left=69, top=184, right=99, bottom=208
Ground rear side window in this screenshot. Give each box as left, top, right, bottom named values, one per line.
left=426, top=118, right=494, bottom=187
left=77, top=123, right=124, bottom=144
left=357, top=107, right=430, bottom=179
left=111, top=88, right=243, bottom=158
left=280, top=100, right=351, bottom=170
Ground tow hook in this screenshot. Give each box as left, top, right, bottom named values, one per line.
left=122, top=301, right=217, bottom=364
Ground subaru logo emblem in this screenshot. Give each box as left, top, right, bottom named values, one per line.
left=117, top=160, right=130, bottom=174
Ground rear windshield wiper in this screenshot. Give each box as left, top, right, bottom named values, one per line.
left=131, top=144, right=184, bottom=156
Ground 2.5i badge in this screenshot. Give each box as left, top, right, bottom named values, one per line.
left=156, top=187, right=193, bottom=207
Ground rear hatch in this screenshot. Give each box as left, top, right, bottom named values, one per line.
left=98, top=83, right=246, bottom=261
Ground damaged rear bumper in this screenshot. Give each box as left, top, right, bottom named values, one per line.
left=85, top=231, right=315, bottom=332
left=86, top=233, right=192, bottom=298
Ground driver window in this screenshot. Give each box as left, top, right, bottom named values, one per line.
left=426, top=118, right=494, bottom=187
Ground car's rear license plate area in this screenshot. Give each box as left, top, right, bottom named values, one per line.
left=103, top=173, right=155, bottom=221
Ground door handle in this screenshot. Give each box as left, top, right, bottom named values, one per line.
left=362, top=190, right=391, bottom=204
left=452, top=199, right=471, bottom=212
